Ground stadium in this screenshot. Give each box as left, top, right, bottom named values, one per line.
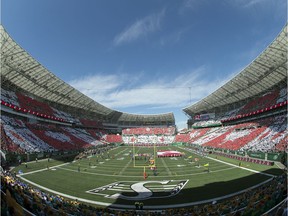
left=1, top=4, right=287, bottom=216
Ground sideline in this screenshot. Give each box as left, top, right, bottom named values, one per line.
left=18, top=163, right=70, bottom=176
left=206, top=156, right=275, bottom=177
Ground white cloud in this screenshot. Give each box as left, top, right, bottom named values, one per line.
left=227, top=0, right=275, bottom=8
left=68, top=74, right=123, bottom=97
left=160, top=26, right=191, bottom=46
left=240, top=0, right=266, bottom=8
left=113, top=9, right=165, bottom=46
left=179, top=0, right=208, bottom=14
left=68, top=66, right=225, bottom=112
left=182, top=0, right=200, bottom=9
left=68, top=66, right=232, bottom=129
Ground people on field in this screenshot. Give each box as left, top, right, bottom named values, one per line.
left=134, top=201, right=139, bottom=209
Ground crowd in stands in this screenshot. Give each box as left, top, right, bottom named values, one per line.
left=51, top=107, right=81, bottom=124
left=239, top=89, right=280, bottom=115
left=103, top=134, right=123, bottom=143
left=174, top=128, right=212, bottom=143
left=234, top=88, right=286, bottom=119
left=16, top=93, right=55, bottom=117
left=121, top=127, right=176, bottom=145
left=1, top=168, right=286, bottom=216
left=1, top=88, right=20, bottom=106
left=0, top=114, right=105, bottom=153
left=1, top=90, right=66, bottom=123
left=277, top=88, right=287, bottom=103
left=1, top=86, right=287, bottom=153
left=1, top=106, right=286, bottom=155
left=86, top=129, right=106, bottom=141
left=221, top=88, right=287, bottom=123
left=240, top=115, right=287, bottom=152
left=0, top=123, right=24, bottom=154
left=122, top=134, right=175, bottom=145
left=1, top=87, right=107, bottom=128
left=1, top=115, right=54, bottom=153
left=122, top=127, right=175, bottom=135
left=175, top=114, right=287, bottom=153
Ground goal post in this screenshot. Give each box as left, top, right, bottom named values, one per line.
left=132, top=142, right=157, bottom=178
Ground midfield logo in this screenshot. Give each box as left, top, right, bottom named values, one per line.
left=87, top=180, right=189, bottom=200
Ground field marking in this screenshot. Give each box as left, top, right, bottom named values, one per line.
left=177, top=146, right=275, bottom=177
left=114, top=147, right=130, bottom=157
left=160, top=158, right=172, bottom=176
left=56, top=163, right=237, bottom=178
left=108, top=188, right=131, bottom=192
left=206, top=156, right=275, bottom=177
left=118, top=158, right=132, bottom=175
left=18, top=163, right=70, bottom=176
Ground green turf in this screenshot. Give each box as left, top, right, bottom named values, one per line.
left=13, top=146, right=282, bottom=208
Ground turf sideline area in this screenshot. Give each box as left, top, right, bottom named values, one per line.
left=17, top=154, right=276, bottom=210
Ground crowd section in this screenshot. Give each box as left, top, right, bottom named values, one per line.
left=1, top=115, right=54, bottom=153
left=1, top=169, right=286, bottom=216
left=1, top=88, right=20, bottom=106
left=1, top=112, right=286, bottom=154
left=0, top=114, right=104, bottom=153
left=122, top=134, right=175, bottom=145
left=0, top=88, right=103, bottom=127
left=221, top=88, right=287, bottom=123
left=192, top=87, right=287, bottom=126
left=16, top=92, right=55, bottom=117
left=121, top=127, right=176, bottom=145
left=240, top=115, right=287, bottom=152
left=51, top=107, right=81, bottom=124
left=104, top=134, right=123, bottom=143
left=238, top=89, right=280, bottom=115
left=3, top=112, right=283, bottom=153
left=175, top=114, right=287, bottom=153
left=0, top=123, right=24, bottom=154
left=122, top=127, right=175, bottom=135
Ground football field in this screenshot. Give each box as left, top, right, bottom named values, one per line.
left=14, top=146, right=281, bottom=209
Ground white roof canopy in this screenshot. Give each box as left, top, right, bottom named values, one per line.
left=183, top=24, right=287, bottom=116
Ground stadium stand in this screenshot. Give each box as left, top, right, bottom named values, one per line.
left=104, top=134, right=123, bottom=143
left=0, top=88, right=20, bottom=106
left=179, top=114, right=287, bottom=152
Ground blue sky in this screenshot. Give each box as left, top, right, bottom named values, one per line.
left=1, top=0, right=287, bottom=129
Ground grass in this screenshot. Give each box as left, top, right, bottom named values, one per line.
left=13, top=146, right=282, bottom=208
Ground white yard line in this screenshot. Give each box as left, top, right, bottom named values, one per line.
left=206, top=156, right=275, bottom=177
left=18, top=163, right=70, bottom=176
left=118, top=159, right=132, bottom=175
left=160, top=158, right=172, bottom=176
